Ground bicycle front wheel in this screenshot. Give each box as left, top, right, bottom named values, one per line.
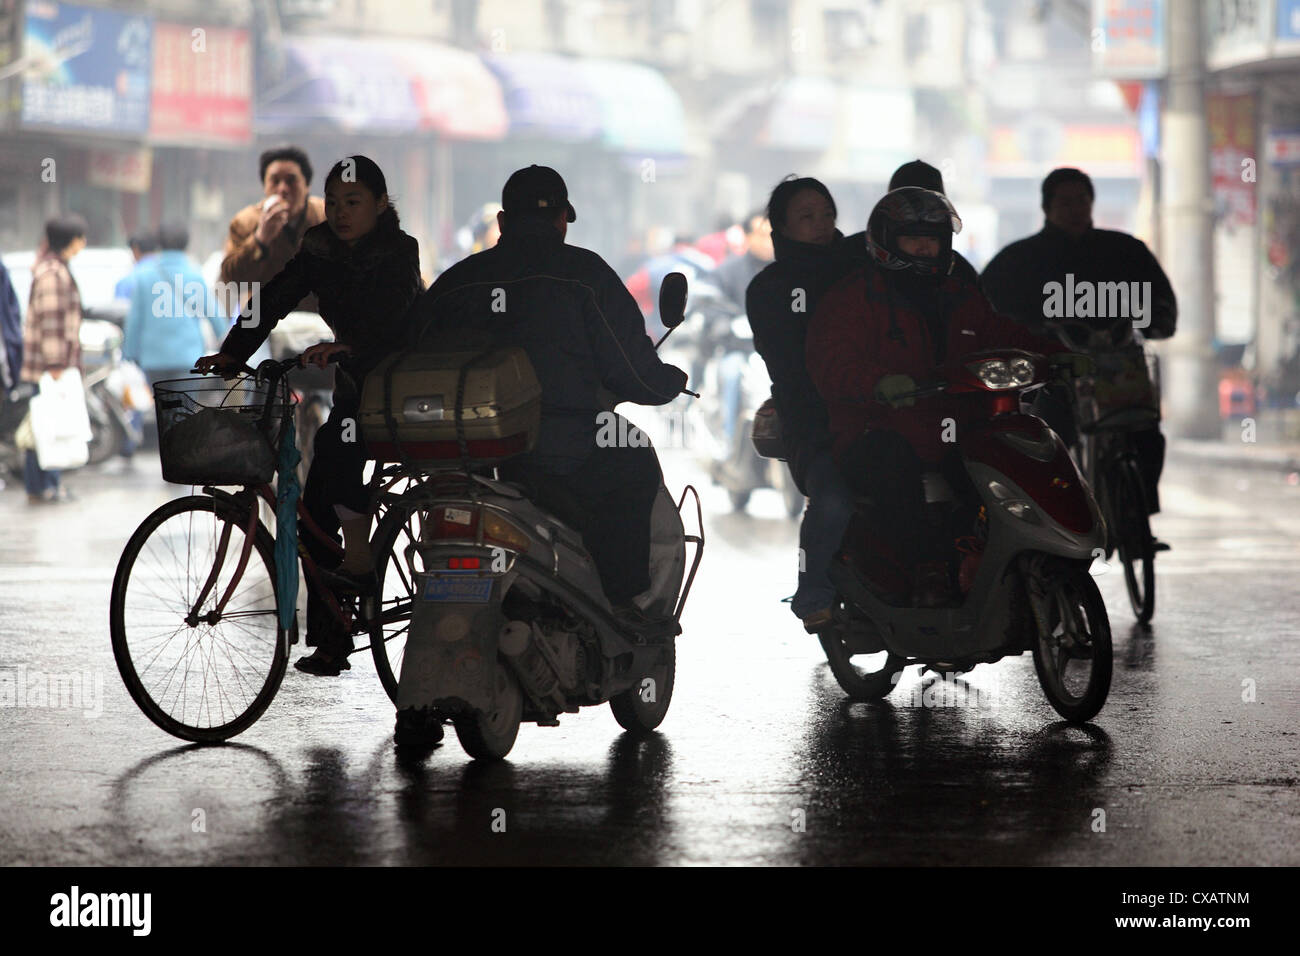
left=110, top=494, right=291, bottom=742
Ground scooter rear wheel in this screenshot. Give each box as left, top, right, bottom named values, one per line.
left=820, top=625, right=906, bottom=701
left=609, top=639, right=676, bottom=733
left=453, top=663, right=523, bottom=760
left=1032, top=566, right=1112, bottom=723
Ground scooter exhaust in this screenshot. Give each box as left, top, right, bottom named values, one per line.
left=499, top=620, right=567, bottom=712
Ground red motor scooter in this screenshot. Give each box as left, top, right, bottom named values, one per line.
left=814, top=349, right=1112, bottom=723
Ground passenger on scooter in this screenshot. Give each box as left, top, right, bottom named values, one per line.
left=807, top=187, right=1070, bottom=608
left=409, top=165, right=689, bottom=640
left=746, top=176, right=864, bottom=632
left=197, top=155, right=423, bottom=675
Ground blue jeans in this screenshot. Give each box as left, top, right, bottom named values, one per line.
left=24, top=449, right=59, bottom=498
left=718, top=351, right=747, bottom=444
left=791, top=448, right=856, bottom=619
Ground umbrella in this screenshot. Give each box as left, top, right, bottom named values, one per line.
left=275, top=419, right=301, bottom=632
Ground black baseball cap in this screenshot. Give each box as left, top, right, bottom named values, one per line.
left=501, top=165, right=576, bottom=222
left=889, top=159, right=945, bottom=194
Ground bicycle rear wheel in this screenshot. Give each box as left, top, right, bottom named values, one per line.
left=110, top=494, right=290, bottom=742
left=1113, top=457, right=1156, bottom=624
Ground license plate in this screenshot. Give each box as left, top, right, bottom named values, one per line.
left=421, top=574, right=493, bottom=603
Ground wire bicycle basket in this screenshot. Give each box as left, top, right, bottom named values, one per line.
left=154, top=374, right=296, bottom=485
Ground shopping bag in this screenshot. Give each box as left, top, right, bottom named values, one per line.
left=29, top=370, right=92, bottom=470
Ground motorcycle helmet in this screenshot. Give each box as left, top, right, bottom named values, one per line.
left=866, top=187, right=963, bottom=277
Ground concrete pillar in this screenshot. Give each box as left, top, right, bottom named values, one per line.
left=1159, top=1, right=1221, bottom=438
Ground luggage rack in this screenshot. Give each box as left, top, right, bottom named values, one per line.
left=674, top=484, right=705, bottom=621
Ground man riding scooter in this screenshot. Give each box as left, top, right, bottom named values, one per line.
left=807, top=187, right=1074, bottom=607
left=410, top=165, right=689, bottom=640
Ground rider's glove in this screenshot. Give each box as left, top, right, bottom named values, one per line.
left=874, top=373, right=918, bottom=409
left=1048, top=352, right=1096, bottom=378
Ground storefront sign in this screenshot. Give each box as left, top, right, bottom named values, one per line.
left=150, top=22, right=250, bottom=144
left=20, top=1, right=151, bottom=134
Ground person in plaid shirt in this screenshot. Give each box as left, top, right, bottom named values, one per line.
left=21, top=215, right=87, bottom=504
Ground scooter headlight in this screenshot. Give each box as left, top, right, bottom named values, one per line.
left=1009, top=356, right=1036, bottom=386
left=970, top=359, right=1012, bottom=389
left=987, top=479, right=1043, bottom=524
left=969, top=357, right=1036, bottom=390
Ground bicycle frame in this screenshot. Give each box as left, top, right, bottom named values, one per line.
left=193, top=462, right=421, bottom=646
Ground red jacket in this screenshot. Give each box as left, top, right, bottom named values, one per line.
left=807, top=264, right=1063, bottom=463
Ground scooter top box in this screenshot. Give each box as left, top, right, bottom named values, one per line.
left=359, top=345, right=542, bottom=464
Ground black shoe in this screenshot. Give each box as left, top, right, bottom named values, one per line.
left=611, top=602, right=679, bottom=643
left=1152, top=539, right=1171, bottom=553
left=294, top=649, right=352, bottom=676
left=394, top=707, right=445, bottom=749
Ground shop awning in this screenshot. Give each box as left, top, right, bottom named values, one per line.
left=258, top=35, right=421, bottom=133
left=714, top=75, right=838, bottom=152
left=575, top=58, right=686, bottom=155
left=370, top=40, right=507, bottom=140
left=482, top=52, right=603, bottom=141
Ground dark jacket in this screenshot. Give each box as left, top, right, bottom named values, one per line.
left=980, top=222, right=1176, bottom=340
left=808, top=262, right=1064, bottom=464
left=0, top=258, right=21, bottom=390
left=410, top=217, right=688, bottom=475
left=221, top=217, right=422, bottom=403
left=746, top=229, right=863, bottom=489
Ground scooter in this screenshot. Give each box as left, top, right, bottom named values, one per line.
left=379, top=273, right=704, bottom=759
left=768, top=349, right=1113, bottom=724
left=81, top=308, right=146, bottom=465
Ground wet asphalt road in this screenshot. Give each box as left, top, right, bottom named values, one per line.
left=0, top=443, right=1297, bottom=866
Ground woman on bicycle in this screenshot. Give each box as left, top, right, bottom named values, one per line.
left=196, top=155, right=422, bottom=675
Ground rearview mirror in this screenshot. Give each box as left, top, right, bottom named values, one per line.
left=659, top=272, right=688, bottom=330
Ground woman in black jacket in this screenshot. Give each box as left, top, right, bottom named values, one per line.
left=198, top=155, right=422, bottom=675
left=746, top=176, right=862, bottom=633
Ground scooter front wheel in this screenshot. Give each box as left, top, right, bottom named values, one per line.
left=1032, top=567, right=1112, bottom=723
left=452, top=662, right=523, bottom=761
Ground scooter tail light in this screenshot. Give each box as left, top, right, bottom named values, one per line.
left=482, top=511, right=531, bottom=552
left=427, top=505, right=480, bottom=540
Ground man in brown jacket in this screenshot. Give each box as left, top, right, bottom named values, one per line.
left=219, top=145, right=325, bottom=317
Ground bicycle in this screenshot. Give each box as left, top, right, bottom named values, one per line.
left=109, top=357, right=419, bottom=743
left=1046, top=319, right=1162, bottom=624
